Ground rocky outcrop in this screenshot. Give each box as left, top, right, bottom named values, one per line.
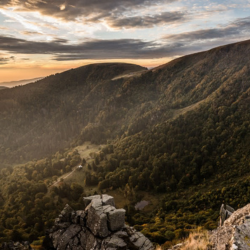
left=209, top=204, right=250, bottom=250
left=220, top=204, right=235, bottom=226
left=43, top=194, right=154, bottom=250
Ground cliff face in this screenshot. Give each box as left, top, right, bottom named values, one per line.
left=42, top=199, right=250, bottom=250
left=43, top=194, right=154, bottom=250
left=167, top=203, right=250, bottom=250
left=209, top=204, right=250, bottom=250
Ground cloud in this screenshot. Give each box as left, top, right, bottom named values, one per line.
left=0, top=16, right=249, bottom=62
left=0, top=58, right=9, bottom=64
left=0, top=35, right=194, bottom=60
left=21, top=31, right=43, bottom=36
left=0, top=8, right=42, bottom=32
left=163, top=16, right=250, bottom=42
left=0, top=56, right=15, bottom=64
left=0, top=0, right=177, bottom=22
left=106, top=11, right=187, bottom=29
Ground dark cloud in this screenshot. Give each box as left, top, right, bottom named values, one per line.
left=0, top=35, right=197, bottom=60
left=164, top=17, right=250, bottom=42
left=0, top=58, right=9, bottom=64
left=107, top=11, right=187, bottom=29
left=0, top=0, right=177, bottom=21
left=52, top=38, right=69, bottom=44
left=21, top=31, right=43, bottom=36
left=0, top=16, right=249, bottom=61
left=0, top=36, right=68, bottom=54
left=0, top=56, right=14, bottom=65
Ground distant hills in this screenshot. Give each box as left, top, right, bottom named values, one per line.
left=0, top=63, right=148, bottom=163
left=0, top=77, right=43, bottom=88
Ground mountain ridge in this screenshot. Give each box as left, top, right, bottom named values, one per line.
left=0, top=77, right=43, bottom=88
left=1, top=40, right=250, bottom=245
left=0, top=39, right=250, bottom=162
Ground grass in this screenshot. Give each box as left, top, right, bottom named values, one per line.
left=63, top=142, right=105, bottom=195
left=138, top=191, right=161, bottom=213
left=63, top=142, right=160, bottom=213
left=107, top=189, right=130, bottom=209
left=31, top=237, right=45, bottom=250
left=181, top=230, right=209, bottom=250
left=74, top=142, right=104, bottom=159
left=158, top=229, right=210, bottom=250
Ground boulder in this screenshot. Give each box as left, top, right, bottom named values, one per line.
left=209, top=203, right=250, bottom=250
left=83, top=194, right=115, bottom=207
left=42, top=194, right=154, bottom=250
left=108, top=209, right=126, bottom=232
left=86, top=198, right=110, bottom=237
left=56, top=224, right=82, bottom=250
left=58, top=204, right=74, bottom=223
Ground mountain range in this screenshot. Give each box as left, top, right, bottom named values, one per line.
left=0, top=40, right=250, bottom=246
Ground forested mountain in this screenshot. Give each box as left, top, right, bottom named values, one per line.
left=1, top=41, right=250, bottom=166
left=1, top=40, right=250, bottom=246
left=0, top=63, right=147, bottom=165
left=0, top=77, right=42, bottom=88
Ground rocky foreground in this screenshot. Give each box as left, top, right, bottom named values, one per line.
left=209, top=204, right=250, bottom=250
left=42, top=194, right=154, bottom=250
left=1, top=194, right=154, bottom=250
left=4, top=195, right=250, bottom=250
left=166, top=203, right=250, bottom=250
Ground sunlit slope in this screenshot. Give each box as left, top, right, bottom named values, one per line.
left=0, top=40, right=250, bottom=167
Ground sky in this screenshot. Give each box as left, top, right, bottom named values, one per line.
left=0, top=0, right=250, bottom=82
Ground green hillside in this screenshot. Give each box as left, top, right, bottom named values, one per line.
left=0, top=63, right=147, bottom=165
left=1, top=40, right=250, bottom=246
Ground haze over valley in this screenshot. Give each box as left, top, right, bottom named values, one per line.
left=0, top=77, right=43, bottom=88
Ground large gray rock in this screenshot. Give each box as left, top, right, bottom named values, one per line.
left=209, top=204, right=250, bottom=250
left=83, top=194, right=115, bottom=207
left=59, top=204, right=74, bottom=223
left=43, top=194, right=154, bottom=250
left=86, top=198, right=111, bottom=237
left=102, top=194, right=115, bottom=206
left=101, top=235, right=127, bottom=249
left=127, top=227, right=154, bottom=250
left=108, top=209, right=126, bottom=232
left=56, top=224, right=82, bottom=250
left=85, top=195, right=124, bottom=237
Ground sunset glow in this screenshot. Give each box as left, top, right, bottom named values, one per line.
left=0, top=0, right=249, bottom=82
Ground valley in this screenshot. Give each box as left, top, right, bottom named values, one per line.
left=0, top=40, right=250, bottom=248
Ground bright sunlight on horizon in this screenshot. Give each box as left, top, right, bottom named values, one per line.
left=0, top=0, right=249, bottom=82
